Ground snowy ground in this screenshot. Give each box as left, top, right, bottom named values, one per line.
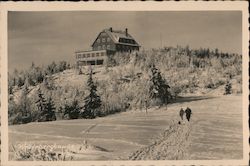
left=9, top=95, right=243, bottom=160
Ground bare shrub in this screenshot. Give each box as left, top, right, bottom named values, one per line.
left=11, top=140, right=105, bottom=161
left=11, top=143, right=74, bottom=161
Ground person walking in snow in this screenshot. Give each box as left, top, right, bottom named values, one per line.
left=179, top=108, right=185, bottom=121
left=185, top=107, right=192, bottom=122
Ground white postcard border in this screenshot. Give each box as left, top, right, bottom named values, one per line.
left=1, top=1, right=249, bottom=166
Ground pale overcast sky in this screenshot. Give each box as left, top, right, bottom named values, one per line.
left=8, top=11, right=242, bottom=72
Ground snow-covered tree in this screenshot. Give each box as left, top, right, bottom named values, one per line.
left=43, top=96, right=56, bottom=121
left=35, top=88, right=56, bottom=122
left=82, top=70, right=102, bottom=119
left=18, top=85, right=32, bottom=123
left=64, top=99, right=81, bottom=119
left=224, top=81, right=232, bottom=95
left=35, top=88, right=47, bottom=121
left=149, top=64, right=171, bottom=105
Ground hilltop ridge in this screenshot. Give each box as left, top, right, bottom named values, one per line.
left=8, top=47, right=242, bottom=125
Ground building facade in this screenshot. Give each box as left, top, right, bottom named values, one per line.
left=76, top=27, right=140, bottom=68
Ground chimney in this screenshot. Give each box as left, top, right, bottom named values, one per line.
left=110, top=27, right=112, bottom=32
left=125, top=28, right=128, bottom=36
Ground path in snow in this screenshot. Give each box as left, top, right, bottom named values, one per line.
left=128, top=120, right=192, bottom=160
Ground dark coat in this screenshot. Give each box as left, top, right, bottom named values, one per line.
left=185, top=107, right=192, bottom=121
left=179, top=108, right=185, bottom=120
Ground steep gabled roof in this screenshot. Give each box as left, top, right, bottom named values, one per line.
left=91, top=28, right=140, bottom=47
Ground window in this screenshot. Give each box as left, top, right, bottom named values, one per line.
left=101, top=52, right=105, bottom=56
left=107, top=45, right=110, bottom=49
left=96, top=53, right=99, bottom=57
left=87, top=54, right=90, bottom=58
left=107, top=37, right=111, bottom=42
left=97, top=60, right=104, bottom=65
left=97, top=39, right=100, bottom=43
left=82, top=54, right=86, bottom=58
left=102, top=45, right=106, bottom=49
left=102, top=38, right=106, bottom=42
left=98, top=46, right=101, bottom=50
left=92, top=53, right=95, bottom=57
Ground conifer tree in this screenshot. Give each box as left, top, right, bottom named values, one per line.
left=8, top=97, right=21, bottom=125
left=20, top=85, right=29, bottom=115
left=64, top=99, right=81, bottom=119
left=224, top=81, right=232, bottom=95
left=24, top=76, right=31, bottom=87
left=8, top=85, right=13, bottom=95
left=12, top=83, right=32, bottom=124
left=83, top=70, right=102, bottom=119
left=17, top=76, right=24, bottom=87
left=36, top=70, right=44, bottom=83
left=149, top=64, right=171, bottom=105
left=35, top=89, right=56, bottom=122
left=43, top=96, right=56, bottom=121
left=18, top=85, right=32, bottom=123
left=35, top=88, right=47, bottom=121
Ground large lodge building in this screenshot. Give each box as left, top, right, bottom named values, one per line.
left=75, top=27, right=140, bottom=67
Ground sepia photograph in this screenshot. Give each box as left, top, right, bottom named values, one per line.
left=1, top=2, right=249, bottom=166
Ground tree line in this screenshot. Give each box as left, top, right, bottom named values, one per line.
left=8, top=61, right=71, bottom=94
left=8, top=45, right=241, bottom=125
left=8, top=63, right=171, bottom=125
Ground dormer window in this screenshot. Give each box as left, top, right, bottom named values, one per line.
left=107, top=37, right=111, bottom=42
left=102, top=38, right=106, bottom=42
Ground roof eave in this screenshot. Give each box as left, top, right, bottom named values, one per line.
left=115, top=42, right=140, bottom=47
left=91, top=30, right=106, bottom=47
